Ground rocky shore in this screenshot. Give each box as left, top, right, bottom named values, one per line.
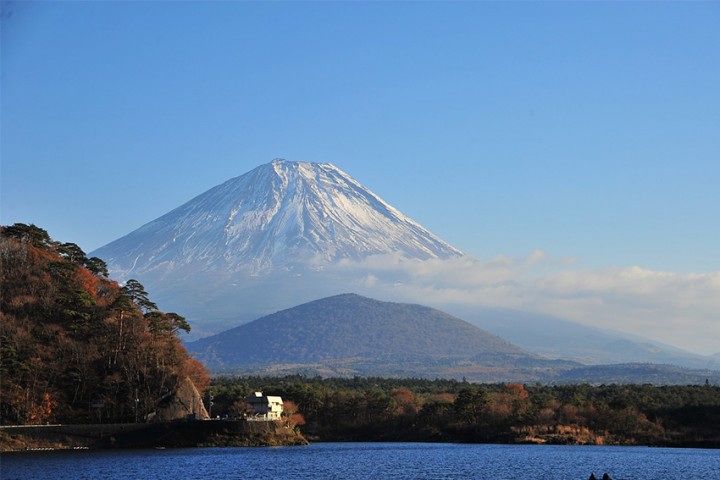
left=0, top=420, right=307, bottom=452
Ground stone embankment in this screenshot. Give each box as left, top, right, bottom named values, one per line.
left=0, top=420, right=307, bottom=452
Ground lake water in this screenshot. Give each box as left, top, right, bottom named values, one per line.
left=1, top=443, right=718, bottom=479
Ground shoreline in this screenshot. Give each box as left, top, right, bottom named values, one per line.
left=0, top=420, right=307, bottom=452
left=3, top=423, right=716, bottom=453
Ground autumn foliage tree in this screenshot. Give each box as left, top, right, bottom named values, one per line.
left=282, top=400, right=306, bottom=430
left=0, top=224, right=210, bottom=424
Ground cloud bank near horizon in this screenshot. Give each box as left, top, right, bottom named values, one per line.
left=328, top=252, right=720, bottom=356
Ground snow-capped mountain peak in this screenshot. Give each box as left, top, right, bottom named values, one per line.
left=93, top=159, right=462, bottom=279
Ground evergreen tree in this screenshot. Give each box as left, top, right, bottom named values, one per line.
left=121, top=279, right=158, bottom=313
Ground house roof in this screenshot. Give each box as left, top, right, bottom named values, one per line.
left=246, top=392, right=283, bottom=404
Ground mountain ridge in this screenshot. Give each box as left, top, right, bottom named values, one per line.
left=186, top=293, right=583, bottom=382
left=186, top=293, right=720, bottom=384
left=448, top=305, right=719, bottom=370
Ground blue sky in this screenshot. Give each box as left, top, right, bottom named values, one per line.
left=2, top=2, right=719, bottom=352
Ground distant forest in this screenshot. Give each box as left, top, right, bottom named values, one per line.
left=211, top=376, right=720, bottom=448
left=0, top=224, right=209, bottom=424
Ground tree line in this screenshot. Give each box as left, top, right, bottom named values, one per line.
left=209, top=375, right=720, bottom=447
left=0, top=223, right=209, bottom=424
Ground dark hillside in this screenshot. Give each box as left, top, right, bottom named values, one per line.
left=186, top=294, right=572, bottom=380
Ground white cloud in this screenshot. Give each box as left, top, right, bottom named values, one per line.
left=327, top=254, right=720, bottom=355
left=525, top=249, right=547, bottom=265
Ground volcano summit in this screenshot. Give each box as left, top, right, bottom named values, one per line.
left=92, top=159, right=463, bottom=334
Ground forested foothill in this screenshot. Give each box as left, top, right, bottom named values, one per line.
left=0, top=224, right=209, bottom=425
left=210, top=376, right=720, bottom=448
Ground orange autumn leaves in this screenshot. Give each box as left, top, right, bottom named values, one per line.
left=1, top=224, right=210, bottom=424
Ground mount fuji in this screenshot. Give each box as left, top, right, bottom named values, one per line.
left=91, top=159, right=717, bottom=371
left=92, top=159, right=463, bottom=335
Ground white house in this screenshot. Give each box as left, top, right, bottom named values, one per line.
left=246, top=392, right=284, bottom=420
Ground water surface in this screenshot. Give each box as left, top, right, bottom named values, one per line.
left=2, top=442, right=718, bottom=479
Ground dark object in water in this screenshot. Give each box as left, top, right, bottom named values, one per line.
left=590, top=473, right=612, bottom=480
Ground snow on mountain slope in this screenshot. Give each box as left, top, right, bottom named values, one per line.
left=93, top=159, right=462, bottom=280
